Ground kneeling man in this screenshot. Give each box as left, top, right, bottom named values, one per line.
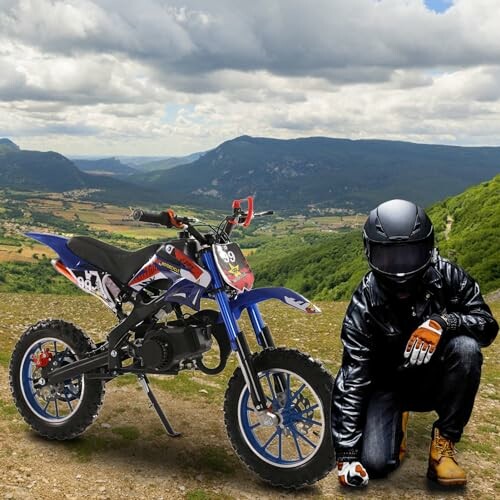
left=332, top=199, right=498, bottom=488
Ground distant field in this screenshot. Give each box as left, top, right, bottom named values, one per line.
left=0, top=190, right=364, bottom=266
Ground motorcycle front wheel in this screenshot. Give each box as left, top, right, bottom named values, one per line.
left=224, top=347, right=335, bottom=488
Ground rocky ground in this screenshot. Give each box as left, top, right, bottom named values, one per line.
left=0, top=294, right=498, bottom=499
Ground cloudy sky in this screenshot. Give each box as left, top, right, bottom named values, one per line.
left=1, top=0, right=499, bottom=156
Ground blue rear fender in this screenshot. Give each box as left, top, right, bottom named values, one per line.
left=24, top=232, right=92, bottom=270
left=229, top=287, right=321, bottom=320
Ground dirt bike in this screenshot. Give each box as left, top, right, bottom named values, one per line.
left=9, top=197, right=335, bottom=488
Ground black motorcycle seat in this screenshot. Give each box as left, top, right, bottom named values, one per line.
left=67, top=236, right=161, bottom=284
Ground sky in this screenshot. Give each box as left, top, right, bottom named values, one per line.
left=1, top=0, right=500, bottom=156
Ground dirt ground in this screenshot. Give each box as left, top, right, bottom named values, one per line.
left=0, top=294, right=498, bottom=500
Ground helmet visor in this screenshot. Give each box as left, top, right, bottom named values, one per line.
left=369, top=240, right=432, bottom=276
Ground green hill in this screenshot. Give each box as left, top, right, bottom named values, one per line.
left=249, top=175, right=500, bottom=299
left=428, top=175, right=500, bottom=293
left=131, top=135, right=500, bottom=212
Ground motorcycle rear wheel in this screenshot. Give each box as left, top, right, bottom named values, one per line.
left=10, top=319, right=105, bottom=440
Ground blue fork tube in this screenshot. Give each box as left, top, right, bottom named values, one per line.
left=201, top=250, right=268, bottom=411
left=247, top=304, right=284, bottom=393
left=247, top=304, right=276, bottom=349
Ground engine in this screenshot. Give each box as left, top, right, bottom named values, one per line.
left=136, top=319, right=212, bottom=372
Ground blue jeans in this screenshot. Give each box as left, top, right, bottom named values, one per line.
left=361, top=336, right=482, bottom=477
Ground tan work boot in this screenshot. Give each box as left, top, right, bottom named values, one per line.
left=427, top=427, right=467, bottom=486
left=399, top=411, right=409, bottom=462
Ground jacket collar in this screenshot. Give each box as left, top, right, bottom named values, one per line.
left=366, top=263, right=443, bottom=308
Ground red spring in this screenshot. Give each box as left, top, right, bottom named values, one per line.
left=32, top=348, right=53, bottom=368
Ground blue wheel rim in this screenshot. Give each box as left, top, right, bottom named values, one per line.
left=238, top=369, right=324, bottom=468
left=20, top=338, right=84, bottom=423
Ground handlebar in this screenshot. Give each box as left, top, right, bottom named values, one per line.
left=131, top=198, right=273, bottom=244
left=132, top=208, right=184, bottom=228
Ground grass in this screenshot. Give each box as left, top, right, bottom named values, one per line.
left=63, top=435, right=113, bottom=462
left=150, top=371, right=225, bottom=400
left=185, top=489, right=234, bottom=500
left=0, top=351, right=10, bottom=367
left=190, top=445, right=239, bottom=475
left=111, top=425, right=141, bottom=441
left=0, top=398, right=17, bottom=418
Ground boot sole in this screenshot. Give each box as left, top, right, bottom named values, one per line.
left=427, top=468, right=467, bottom=486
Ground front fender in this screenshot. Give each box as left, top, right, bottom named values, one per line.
left=229, top=287, right=321, bottom=320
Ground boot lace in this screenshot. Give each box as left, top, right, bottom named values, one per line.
left=436, top=437, right=457, bottom=459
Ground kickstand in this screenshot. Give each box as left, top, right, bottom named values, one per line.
left=137, top=374, right=181, bottom=437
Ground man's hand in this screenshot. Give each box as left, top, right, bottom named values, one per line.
left=337, top=461, right=369, bottom=487
left=404, top=316, right=445, bottom=366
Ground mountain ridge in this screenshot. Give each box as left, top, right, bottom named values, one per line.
left=131, top=135, right=500, bottom=211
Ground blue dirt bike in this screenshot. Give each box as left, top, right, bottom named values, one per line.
left=9, top=197, right=334, bottom=488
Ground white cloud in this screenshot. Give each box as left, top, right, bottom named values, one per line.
left=0, top=0, right=499, bottom=154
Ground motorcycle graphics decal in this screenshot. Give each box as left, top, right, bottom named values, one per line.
left=283, top=295, right=322, bottom=314
left=53, top=260, right=78, bottom=285
left=128, top=257, right=162, bottom=288
left=213, top=243, right=254, bottom=293
left=128, top=249, right=211, bottom=291
left=162, top=245, right=211, bottom=288
left=229, top=287, right=322, bottom=320
left=54, top=261, right=118, bottom=312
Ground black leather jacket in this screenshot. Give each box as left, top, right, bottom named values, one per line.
left=332, top=255, right=498, bottom=462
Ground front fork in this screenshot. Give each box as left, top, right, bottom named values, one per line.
left=202, top=251, right=273, bottom=412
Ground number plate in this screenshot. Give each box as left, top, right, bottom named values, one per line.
left=213, top=243, right=254, bottom=293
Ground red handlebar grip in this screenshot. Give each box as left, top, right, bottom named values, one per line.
left=167, top=209, right=184, bottom=228
left=243, top=196, right=254, bottom=227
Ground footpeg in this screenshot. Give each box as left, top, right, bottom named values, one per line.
left=137, top=374, right=181, bottom=437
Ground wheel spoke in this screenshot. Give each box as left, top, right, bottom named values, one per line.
left=291, top=428, right=303, bottom=460
left=65, top=396, right=73, bottom=411
left=262, top=429, right=279, bottom=451
left=296, top=416, right=322, bottom=427
left=246, top=406, right=255, bottom=413
left=285, top=373, right=292, bottom=406
left=53, top=341, right=58, bottom=354
left=292, top=425, right=318, bottom=449
left=278, top=429, right=283, bottom=461
left=297, top=403, right=319, bottom=416
left=249, top=422, right=260, bottom=430
left=290, top=383, right=306, bottom=402
left=54, top=399, right=59, bottom=418
left=43, top=399, right=50, bottom=412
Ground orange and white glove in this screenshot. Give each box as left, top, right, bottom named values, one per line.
left=337, top=461, right=369, bottom=487
left=404, top=316, right=446, bottom=366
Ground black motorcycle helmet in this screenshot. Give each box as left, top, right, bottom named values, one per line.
left=363, top=199, right=434, bottom=292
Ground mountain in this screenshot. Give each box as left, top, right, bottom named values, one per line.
left=133, top=152, right=204, bottom=172
left=131, top=135, right=500, bottom=212
left=72, top=157, right=137, bottom=176
left=0, top=149, right=88, bottom=191
left=249, top=175, right=500, bottom=299
left=0, top=138, right=21, bottom=154
left=0, top=142, right=161, bottom=205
